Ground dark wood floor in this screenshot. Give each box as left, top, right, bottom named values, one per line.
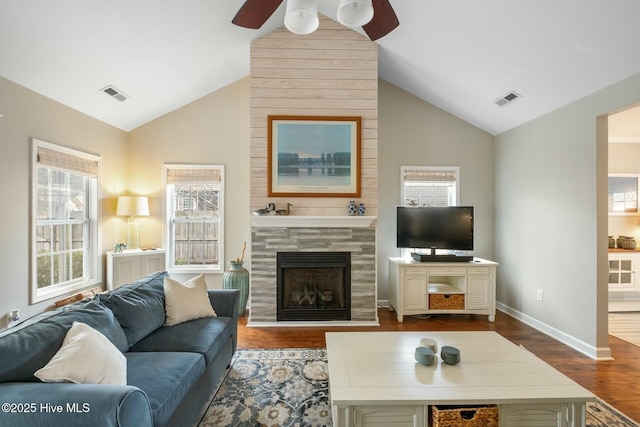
left=237, top=309, right=640, bottom=423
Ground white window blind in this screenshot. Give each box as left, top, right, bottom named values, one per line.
left=402, top=167, right=459, bottom=207
left=37, top=146, right=99, bottom=177
left=166, top=168, right=221, bottom=184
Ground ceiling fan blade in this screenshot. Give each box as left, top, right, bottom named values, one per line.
left=363, top=0, right=399, bottom=40
left=232, top=0, right=283, bottom=29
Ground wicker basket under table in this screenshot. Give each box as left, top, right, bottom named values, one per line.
left=431, top=404, right=499, bottom=427
left=429, top=293, right=465, bottom=310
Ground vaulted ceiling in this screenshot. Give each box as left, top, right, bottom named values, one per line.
left=1, top=0, right=639, bottom=135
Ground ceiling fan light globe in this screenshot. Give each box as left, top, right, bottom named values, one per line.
left=337, top=0, right=374, bottom=27
left=285, top=0, right=319, bottom=35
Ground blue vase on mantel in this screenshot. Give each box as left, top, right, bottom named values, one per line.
left=348, top=200, right=357, bottom=216
left=223, top=261, right=249, bottom=317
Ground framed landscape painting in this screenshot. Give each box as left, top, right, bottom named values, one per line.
left=268, top=115, right=361, bottom=197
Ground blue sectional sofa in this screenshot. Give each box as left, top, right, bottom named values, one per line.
left=0, top=271, right=239, bottom=427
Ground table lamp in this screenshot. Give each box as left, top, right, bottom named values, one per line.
left=116, top=196, right=149, bottom=250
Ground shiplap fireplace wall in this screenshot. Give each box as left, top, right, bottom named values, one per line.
left=248, top=16, right=379, bottom=325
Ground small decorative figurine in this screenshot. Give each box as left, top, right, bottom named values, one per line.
left=253, top=202, right=277, bottom=215
left=275, top=203, right=293, bottom=215
left=114, top=242, right=127, bottom=253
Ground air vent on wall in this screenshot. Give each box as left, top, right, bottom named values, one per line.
left=100, top=85, right=129, bottom=102
left=494, top=91, right=522, bottom=107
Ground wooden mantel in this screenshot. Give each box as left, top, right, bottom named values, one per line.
left=250, top=214, right=377, bottom=228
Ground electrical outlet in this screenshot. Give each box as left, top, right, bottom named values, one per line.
left=536, top=289, right=544, bottom=302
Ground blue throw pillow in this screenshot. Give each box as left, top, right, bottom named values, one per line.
left=98, top=271, right=168, bottom=347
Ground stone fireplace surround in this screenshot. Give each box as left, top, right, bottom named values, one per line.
left=249, top=216, right=378, bottom=326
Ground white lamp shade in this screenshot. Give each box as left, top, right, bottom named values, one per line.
left=285, top=0, right=319, bottom=35
left=337, top=0, right=374, bottom=27
left=116, top=196, right=149, bottom=217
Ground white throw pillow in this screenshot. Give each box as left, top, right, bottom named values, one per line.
left=164, top=274, right=217, bottom=326
left=35, top=321, right=126, bottom=385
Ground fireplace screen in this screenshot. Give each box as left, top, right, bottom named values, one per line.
left=277, top=252, right=351, bottom=321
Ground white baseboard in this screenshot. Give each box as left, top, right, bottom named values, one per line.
left=496, top=301, right=612, bottom=361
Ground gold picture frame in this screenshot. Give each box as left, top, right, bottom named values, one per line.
left=268, top=115, right=361, bottom=197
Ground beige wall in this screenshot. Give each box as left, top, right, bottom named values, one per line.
left=127, top=78, right=250, bottom=288
left=495, top=71, right=640, bottom=358
left=249, top=17, right=378, bottom=216
left=0, top=76, right=128, bottom=327
left=377, top=79, right=495, bottom=299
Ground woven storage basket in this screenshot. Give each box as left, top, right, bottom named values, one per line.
left=429, top=294, right=465, bottom=310
left=432, top=405, right=499, bottom=427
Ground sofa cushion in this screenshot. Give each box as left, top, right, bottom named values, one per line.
left=35, top=321, right=127, bottom=385
left=163, top=274, right=217, bottom=326
left=98, top=271, right=168, bottom=347
left=126, top=351, right=205, bottom=427
left=129, top=316, right=232, bottom=365
left=0, top=298, right=128, bottom=383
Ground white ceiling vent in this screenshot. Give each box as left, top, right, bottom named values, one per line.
left=494, top=91, right=522, bottom=107
left=100, top=85, right=129, bottom=102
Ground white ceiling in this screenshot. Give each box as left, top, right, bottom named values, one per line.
left=1, top=0, right=640, bottom=135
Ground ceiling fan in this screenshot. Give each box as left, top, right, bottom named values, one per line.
left=232, top=0, right=399, bottom=41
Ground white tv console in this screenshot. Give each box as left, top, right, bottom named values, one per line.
left=388, top=257, right=498, bottom=322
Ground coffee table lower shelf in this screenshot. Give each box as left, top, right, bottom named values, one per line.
left=326, top=331, right=594, bottom=427
left=333, top=402, right=587, bottom=427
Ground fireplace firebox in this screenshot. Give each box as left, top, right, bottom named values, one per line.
left=277, top=252, right=351, bottom=321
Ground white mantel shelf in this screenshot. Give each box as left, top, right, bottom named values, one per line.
left=251, top=214, right=377, bottom=228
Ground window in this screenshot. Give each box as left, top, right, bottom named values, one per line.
left=401, top=166, right=460, bottom=207
left=608, top=174, right=639, bottom=215
left=31, top=139, right=100, bottom=303
left=164, top=165, right=224, bottom=272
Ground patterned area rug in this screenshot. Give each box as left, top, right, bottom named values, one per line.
left=196, top=348, right=638, bottom=427
left=588, top=398, right=639, bottom=427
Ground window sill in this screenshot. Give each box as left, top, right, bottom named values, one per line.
left=31, top=278, right=101, bottom=305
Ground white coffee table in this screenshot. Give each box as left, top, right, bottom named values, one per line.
left=325, top=331, right=594, bottom=427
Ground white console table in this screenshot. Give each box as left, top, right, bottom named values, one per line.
left=106, top=249, right=165, bottom=290
left=388, top=257, right=497, bottom=322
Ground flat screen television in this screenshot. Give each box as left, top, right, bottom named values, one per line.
left=396, top=206, right=474, bottom=256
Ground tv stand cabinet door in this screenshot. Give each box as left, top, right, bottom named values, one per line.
left=403, top=267, right=428, bottom=311
left=388, top=261, right=429, bottom=322
left=467, top=267, right=491, bottom=309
